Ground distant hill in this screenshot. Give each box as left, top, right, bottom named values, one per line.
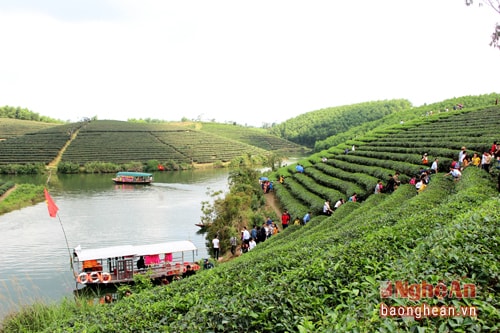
left=61, top=120, right=273, bottom=165
left=269, top=99, right=412, bottom=147
left=0, top=120, right=306, bottom=170
left=197, top=122, right=306, bottom=152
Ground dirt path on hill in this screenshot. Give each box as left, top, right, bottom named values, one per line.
left=264, top=191, right=282, bottom=217
left=0, top=185, right=16, bottom=202
left=47, top=129, right=80, bottom=168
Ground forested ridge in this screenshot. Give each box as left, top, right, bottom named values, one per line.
left=269, top=99, right=411, bottom=148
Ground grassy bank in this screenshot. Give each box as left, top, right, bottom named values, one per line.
left=0, top=184, right=44, bottom=215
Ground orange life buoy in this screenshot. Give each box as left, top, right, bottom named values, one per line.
left=100, top=272, right=112, bottom=283
left=77, top=272, right=89, bottom=284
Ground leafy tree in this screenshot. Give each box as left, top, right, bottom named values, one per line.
left=203, top=167, right=265, bottom=259
left=466, top=0, right=500, bottom=49
left=0, top=105, right=61, bottom=123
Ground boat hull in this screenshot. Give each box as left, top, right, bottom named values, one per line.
left=112, top=178, right=152, bottom=185
left=75, top=263, right=200, bottom=286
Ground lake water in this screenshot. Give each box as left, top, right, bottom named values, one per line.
left=0, top=169, right=229, bottom=320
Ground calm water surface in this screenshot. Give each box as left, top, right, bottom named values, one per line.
left=0, top=169, right=229, bottom=320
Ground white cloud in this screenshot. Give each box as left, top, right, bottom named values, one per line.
left=0, top=0, right=498, bottom=126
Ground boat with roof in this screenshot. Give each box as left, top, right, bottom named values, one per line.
left=112, top=171, right=153, bottom=184
left=72, top=240, right=200, bottom=286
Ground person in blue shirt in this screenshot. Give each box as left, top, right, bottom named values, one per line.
left=302, top=211, right=311, bottom=225
left=251, top=225, right=258, bottom=241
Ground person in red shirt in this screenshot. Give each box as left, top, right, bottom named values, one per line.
left=490, top=141, right=498, bottom=156
left=281, top=209, right=291, bottom=229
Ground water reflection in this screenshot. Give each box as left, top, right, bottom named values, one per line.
left=0, top=169, right=229, bottom=320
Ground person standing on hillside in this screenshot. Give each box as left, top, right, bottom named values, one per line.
left=471, top=153, right=481, bottom=168
left=281, top=209, right=291, bottom=229
left=385, top=174, right=396, bottom=193
left=302, top=211, right=311, bottom=225
left=241, top=226, right=251, bottom=243
left=258, top=223, right=267, bottom=242
left=374, top=180, right=384, bottom=194
left=212, top=236, right=220, bottom=261
left=422, top=153, right=429, bottom=165
left=489, top=141, right=497, bottom=156
left=430, top=158, right=439, bottom=174
left=322, top=200, right=333, bottom=215
left=334, top=198, right=345, bottom=210
left=230, top=235, right=237, bottom=256
left=251, top=225, right=258, bottom=241
left=482, top=152, right=492, bottom=173
left=459, top=147, right=467, bottom=169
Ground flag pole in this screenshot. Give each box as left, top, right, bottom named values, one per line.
left=45, top=171, right=81, bottom=296
left=45, top=171, right=74, bottom=271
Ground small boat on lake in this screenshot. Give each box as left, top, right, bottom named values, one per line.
left=72, top=240, right=200, bottom=286
left=195, top=222, right=212, bottom=228
left=112, top=171, right=153, bottom=184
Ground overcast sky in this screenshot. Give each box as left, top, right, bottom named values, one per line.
left=0, top=0, right=498, bottom=126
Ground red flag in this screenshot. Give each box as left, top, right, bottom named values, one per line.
left=44, top=188, right=59, bottom=218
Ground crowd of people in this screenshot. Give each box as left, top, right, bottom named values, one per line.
left=410, top=142, right=499, bottom=193
left=215, top=140, right=500, bottom=260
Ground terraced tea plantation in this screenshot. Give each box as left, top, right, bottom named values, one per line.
left=274, top=106, right=500, bottom=220
left=0, top=120, right=306, bottom=169
left=61, top=120, right=269, bottom=165
left=0, top=122, right=85, bottom=165
left=199, top=122, right=306, bottom=152
left=0, top=118, right=59, bottom=140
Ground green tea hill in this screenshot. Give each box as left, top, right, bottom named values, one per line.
left=4, top=102, right=498, bottom=332
left=0, top=118, right=59, bottom=140
left=0, top=120, right=306, bottom=169
left=275, top=105, right=500, bottom=219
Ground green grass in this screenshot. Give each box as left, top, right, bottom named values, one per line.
left=0, top=184, right=44, bottom=215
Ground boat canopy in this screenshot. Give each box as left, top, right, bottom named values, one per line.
left=134, top=241, right=197, bottom=256
left=75, top=245, right=135, bottom=261
left=115, top=172, right=153, bottom=177
left=74, top=241, right=197, bottom=261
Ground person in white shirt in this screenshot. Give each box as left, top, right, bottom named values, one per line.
left=334, top=198, right=345, bottom=210
left=323, top=200, right=333, bottom=215
left=430, top=158, right=439, bottom=174
left=212, top=236, right=220, bottom=260
left=248, top=238, right=256, bottom=251
left=242, top=227, right=251, bottom=241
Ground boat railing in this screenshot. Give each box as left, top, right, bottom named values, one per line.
left=75, top=258, right=200, bottom=285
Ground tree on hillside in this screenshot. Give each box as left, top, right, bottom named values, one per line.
left=0, top=105, right=61, bottom=123
left=466, top=0, right=500, bottom=49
